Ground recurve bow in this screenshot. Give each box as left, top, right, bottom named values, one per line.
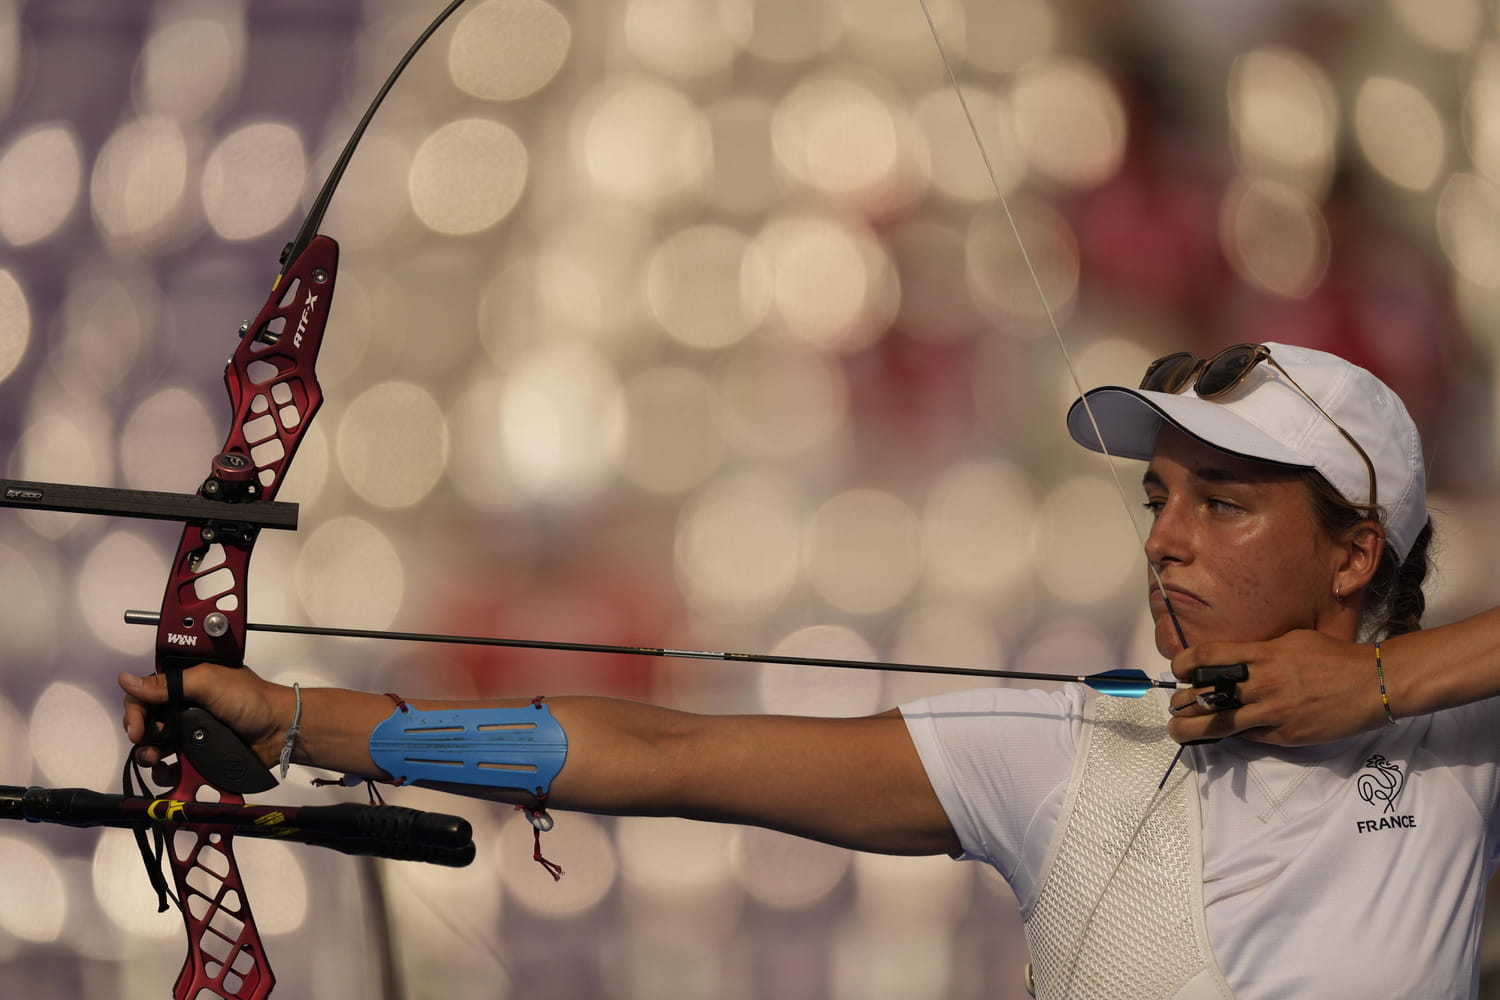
left=2, top=4, right=481, bottom=998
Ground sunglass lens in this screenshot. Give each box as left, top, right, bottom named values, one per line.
left=1195, top=346, right=1261, bottom=398
left=1140, top=353, right=1197, bottom=393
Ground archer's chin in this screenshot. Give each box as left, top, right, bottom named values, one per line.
left=1153, top=617, right=1186, bottom=660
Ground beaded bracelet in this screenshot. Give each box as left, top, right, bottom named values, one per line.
left=1375, top=641, right=1396, bottom=725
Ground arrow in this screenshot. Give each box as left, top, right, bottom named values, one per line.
left=124, top=610, right=1180, bottom=696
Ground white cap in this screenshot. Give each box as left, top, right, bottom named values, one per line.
left=1065, top=342, right=1427, bottom=563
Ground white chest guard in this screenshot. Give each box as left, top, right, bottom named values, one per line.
left=1022, top=690, right=1234, bottom=1000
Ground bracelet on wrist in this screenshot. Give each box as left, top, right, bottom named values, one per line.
left=278, top=683, right=303, bottom=777
left=1375, top=641, right=1397, bottom=725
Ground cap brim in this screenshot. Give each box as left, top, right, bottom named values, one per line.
left=1066, top=386, right=1315, bottom=469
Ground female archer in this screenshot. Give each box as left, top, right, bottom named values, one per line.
left=124, top=341, right=1500, bottom=999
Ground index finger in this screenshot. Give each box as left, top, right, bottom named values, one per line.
left=1167, top=705, right=1257, bottom=744
left=1169, top=641, right=1258, bottom=683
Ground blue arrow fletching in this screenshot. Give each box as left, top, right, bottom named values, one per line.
left=1084, top=669, right=1155, bottom=698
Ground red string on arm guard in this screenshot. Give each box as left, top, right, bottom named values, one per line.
left=525, top=791, right=564, bottom=882
left=380, top=693, right=564, bottom=880
left=521, top=697, right=564, bottom=881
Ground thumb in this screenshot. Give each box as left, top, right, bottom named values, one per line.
left=117, top=671, right=169, bottom=703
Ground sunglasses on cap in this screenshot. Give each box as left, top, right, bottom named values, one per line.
left=1139, top=343, right=1379, bottom=510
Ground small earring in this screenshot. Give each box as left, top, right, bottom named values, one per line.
left=1334, top=584, right=1343, bottom=600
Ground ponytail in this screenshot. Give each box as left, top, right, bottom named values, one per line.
left=1368, top=519, right=1433, bottom=639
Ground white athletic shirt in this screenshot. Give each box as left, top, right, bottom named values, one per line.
left=901, top=684, right=1500, bottom=1000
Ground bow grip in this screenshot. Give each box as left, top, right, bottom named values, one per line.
left=175, top=706, right=277, bottom=794
left=140, top=671, right=275, bottom=795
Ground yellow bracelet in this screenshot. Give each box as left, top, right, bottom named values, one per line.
left=1375, top=641, right=1396, bottom=725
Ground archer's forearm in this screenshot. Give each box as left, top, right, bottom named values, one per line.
left=1383, top=606, right=1500, bottom=717
left=285, top=687, right=700, bottom=811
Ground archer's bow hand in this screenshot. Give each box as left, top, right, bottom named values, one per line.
left=1167, top=630, right=1389, bottom=747
left=120, top=664, right=291, bottom=770
left=122, top=667, right=397, bottom=780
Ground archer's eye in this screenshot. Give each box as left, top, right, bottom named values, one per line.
left=1142, top=499, right=1165, bottom=516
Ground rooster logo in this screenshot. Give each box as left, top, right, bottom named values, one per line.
left=1357, top=755, right=1406, bottom=814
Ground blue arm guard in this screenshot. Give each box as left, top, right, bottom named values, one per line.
left=369, top=700, right=568, bottom=797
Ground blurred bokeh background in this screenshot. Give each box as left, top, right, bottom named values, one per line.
left=2, top=0, right=1500, bottom=997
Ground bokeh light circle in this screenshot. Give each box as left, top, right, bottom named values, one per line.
left=500, top=342, right=627, bottom=499
left=201, top=121, right=307, bottom=240
left=646, top=223, right=769, bottom=350
left=409, top=118, right=528, bottom=235
left=90, top=116, right=191, bottom=251
left=337, top=381, right=450, bottom=509
left=1219, top=175, right=1329, bottom=299
left=0, top=836, right=66, bottom=942
left=756, top=211, right=897, bottom=352
left=29, top=682, right=118, bottom=790
left=0, top=267, right=30, bottom=384
left=922, top=459, right=1038, bottom=601
left=804, top=489, right=921, bottom=615
left=675, top=471, right=803, bottom=620
left=449, top=0, right=571, bottom=101
left=1353, top=76, right=1445, bottom=192
left=294, top=517, right=406, bottom=629
left=578, top=78, right=711, bottom=206
left=1031, top=475, right=1143, bottom=605
left=1012, top=57, right=1127, bottom=189
left=0, top=123, right=82, bottom=246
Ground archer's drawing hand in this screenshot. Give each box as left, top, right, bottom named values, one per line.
left=120, top=665, right=292, bottom=771
left=1167, top=629, right=1386, bottom=747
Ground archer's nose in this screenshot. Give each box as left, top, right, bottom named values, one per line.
left=1143, top=499, right=1191, bottom=569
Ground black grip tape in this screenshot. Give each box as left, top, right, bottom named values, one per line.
left=293, top=802, right=476, bottom=867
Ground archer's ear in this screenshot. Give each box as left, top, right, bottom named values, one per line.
left=1336, top=520, right=1386, bottom=595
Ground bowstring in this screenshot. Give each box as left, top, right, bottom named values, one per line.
left=912, top=0, right=1187, bottom=652
left=913, top=0, right=1197, bottom=978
